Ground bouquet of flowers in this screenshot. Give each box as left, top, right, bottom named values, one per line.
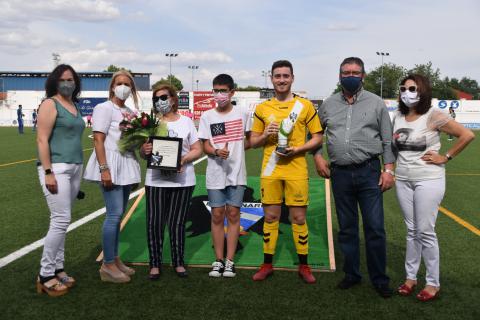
left=117, top=110, right=168, bottom=154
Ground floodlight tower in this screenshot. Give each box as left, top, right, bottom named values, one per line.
left=376, top=51, right=390, bottom=99
left=165, top=53, right=179, bottom=85
left=188, top=65, right=199, bottom=92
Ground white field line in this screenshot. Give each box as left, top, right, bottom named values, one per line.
left=0, top=155, right=208, bottom=269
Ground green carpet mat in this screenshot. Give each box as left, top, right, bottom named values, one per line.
left=119, top=176, right=332, bottom=270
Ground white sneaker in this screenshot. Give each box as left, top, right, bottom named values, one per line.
left=223, top=259, right=236, bottom=278
left=208, top=260, right=224, bottom=278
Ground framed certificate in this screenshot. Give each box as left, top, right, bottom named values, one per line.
left=147, top=136, right=183, bottom=170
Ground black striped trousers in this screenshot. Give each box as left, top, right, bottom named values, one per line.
left=145, top=185, right=194, bottom=268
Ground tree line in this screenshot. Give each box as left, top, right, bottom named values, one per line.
left=334, top=61, right=480, bottom=100
left=105, top=63, right=480, bottom=99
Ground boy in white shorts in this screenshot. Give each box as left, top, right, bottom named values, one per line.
left=198, top=74, right=251, bottom=277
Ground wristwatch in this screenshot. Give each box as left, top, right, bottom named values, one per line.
left=445, top=153, right=453, bottom=161
left=99, top=164, right=109, bottom=172
left=384, top=169, right=395, bottom=176
left=45, top=168, right=53, bottom=175
left=213, top=149, right=219, bottom=157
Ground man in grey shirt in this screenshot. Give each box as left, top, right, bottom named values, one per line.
left=314, top=57, right=395, bottom=298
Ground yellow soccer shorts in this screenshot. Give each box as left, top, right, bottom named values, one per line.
left=260, top=178, right=309, bottom=206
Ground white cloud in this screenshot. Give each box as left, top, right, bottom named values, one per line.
left=0, top=26, right=79, bottom=55
left=0, top=30, right=45, bottom=50
left=95, top=41, right=109, bottom=49
left=177, top=52, right=233, bottom=63
left=59, top=45, right=234, bottom=71
left=0, top=1, right=116, bottom=56
left=0, top=0, right=120, bottom=25
left=54, top=45, right=235, bottom=90
left=231, top=70, right=256, bottom=81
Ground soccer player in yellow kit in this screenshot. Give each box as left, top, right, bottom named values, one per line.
left=249, top=60, right=323, bottom=283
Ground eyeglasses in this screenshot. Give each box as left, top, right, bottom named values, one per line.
left=399, top=85, right=417, bottom=93
left=152, top=94, right=169, bottom=103
left=212, top=89, right=231, bottom=93
left=340, top=70, right=363, bottom=77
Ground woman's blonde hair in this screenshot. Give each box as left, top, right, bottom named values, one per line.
left=108, top=70, right=139, bottom=109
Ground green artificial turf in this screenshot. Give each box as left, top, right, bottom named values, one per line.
left=118, top=176, right=331, bottom=269
left=0, top=127, right=479, bottom=320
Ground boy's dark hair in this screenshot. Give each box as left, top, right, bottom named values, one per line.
left=339, top=57, right=365, bottom=74
left=45, top=64, right=81, bottom=102
left=271, top=60, right=293, bottom=75
left=213, top=74, right=235, bottom=90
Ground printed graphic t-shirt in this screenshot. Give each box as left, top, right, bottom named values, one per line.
left=198, top=107, right=251, bottom=189
left=393, top=107, right=451, bottom=181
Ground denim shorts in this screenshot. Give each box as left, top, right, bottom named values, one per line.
left=207, top=185, right=246, bottom=208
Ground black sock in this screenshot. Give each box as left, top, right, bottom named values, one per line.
left=298, top=254, right=308, bottom=265
left=39, top=274, right=56, bottom=284
left=54, top=268, right=64, bottom=275
left=264, top=253, right=273, bottom=264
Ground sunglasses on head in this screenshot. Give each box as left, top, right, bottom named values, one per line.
left=152, top=94, right=169, bottom=103
left=399, top=85, right=417, bottom=93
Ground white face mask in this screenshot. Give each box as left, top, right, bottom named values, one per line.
left=401, top=91, right=420, bottom=108
left=114, top=84, right=132, bottom=101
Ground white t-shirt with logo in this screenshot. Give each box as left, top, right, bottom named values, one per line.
left=393, top=107, right=451, bottom=181
left=198, top=107, right=251, bottom=189
left=145, top=115, right=199, bottom=188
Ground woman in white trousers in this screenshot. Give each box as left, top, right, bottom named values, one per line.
left=36, top=64, right=85, bottom=297
left=392, top=74, right=474, bottom=301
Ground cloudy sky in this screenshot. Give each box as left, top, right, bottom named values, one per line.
left=1, top=0, right=479, bottom=97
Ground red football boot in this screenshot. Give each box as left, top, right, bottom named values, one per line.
left=252, top=263, right=273, bottom=281
left=298, top=264, right=316, bottom=284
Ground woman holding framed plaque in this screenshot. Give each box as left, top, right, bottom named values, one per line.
left=140, top=84, right=202, bottom=279
left=84, top=70, right=141, bottom=283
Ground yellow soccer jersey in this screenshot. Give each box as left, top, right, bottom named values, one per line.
left=252, top=95, right=322, bottom=180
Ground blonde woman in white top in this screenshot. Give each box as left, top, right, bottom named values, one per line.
left=84, top=70, right=141, bottom=283
left=392, top=74, right=474, bottom=301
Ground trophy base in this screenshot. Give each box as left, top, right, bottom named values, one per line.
left=276, top=145, right=288, bottom=155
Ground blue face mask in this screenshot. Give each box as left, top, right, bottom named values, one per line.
left=340, top=76, right=362, bottom=93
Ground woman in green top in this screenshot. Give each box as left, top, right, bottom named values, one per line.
left=36, top=64, right=85, bottom=297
